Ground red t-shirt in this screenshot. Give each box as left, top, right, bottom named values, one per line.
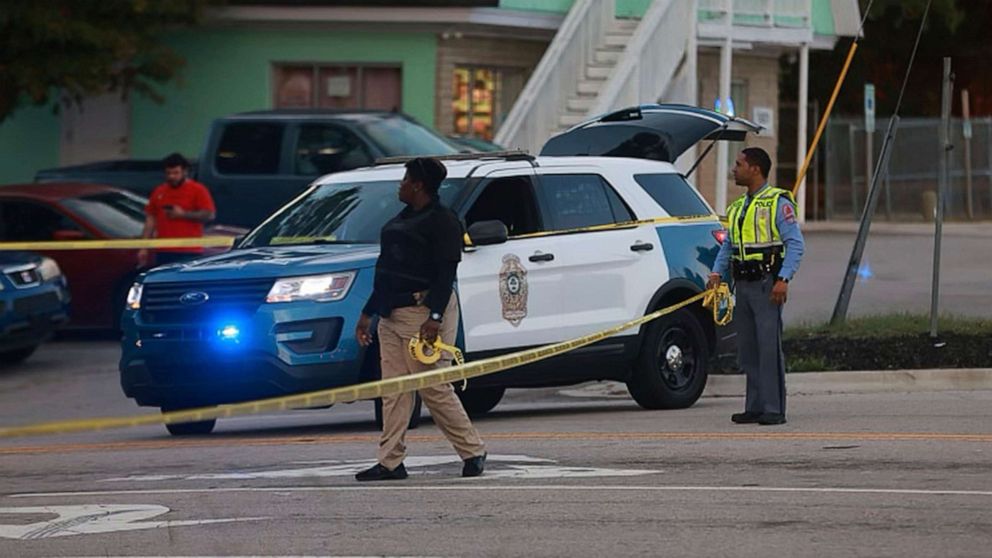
left=145, top=179, right=216, bottom=253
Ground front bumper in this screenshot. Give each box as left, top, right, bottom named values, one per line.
left=0, top=282, right=70, bottom=352
left=119, top=295, right=369, bottom=408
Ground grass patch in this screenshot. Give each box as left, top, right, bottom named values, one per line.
left=785, top=313, right=992, bottom=340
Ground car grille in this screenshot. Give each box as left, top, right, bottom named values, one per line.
left=4, top=266, right=41, bottom=288
left=140, top=279, right=275, bottom=324
left=13, top=292, right=61, bottom=316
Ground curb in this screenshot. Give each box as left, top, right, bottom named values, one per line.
left=557, top=369, right=992, bottom=400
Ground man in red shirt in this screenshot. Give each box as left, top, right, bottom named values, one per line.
left=138, top=153, right=217, bottom=268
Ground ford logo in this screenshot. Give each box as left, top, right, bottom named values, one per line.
left=179, top=291, right=210, bottom=305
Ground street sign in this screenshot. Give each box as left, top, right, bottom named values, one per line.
left=864, top=83, right=876, bottom=134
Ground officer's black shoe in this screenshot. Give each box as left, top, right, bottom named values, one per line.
left=757, top=413, right=787, bottom=425
left=355, top=462, right=408, bottom=481
left=731, top=411, right=762, bottom=424
left=462, top=453, right=486, bottom=478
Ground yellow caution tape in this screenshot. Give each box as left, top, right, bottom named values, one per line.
left=466, top=215, right=723, bottom=246
left=0, top=284, right=733, bottom=439
left=0, top=236, right=236, bottom=251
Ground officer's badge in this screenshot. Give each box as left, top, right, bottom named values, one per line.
left=499, top=254, right=528, bottom=326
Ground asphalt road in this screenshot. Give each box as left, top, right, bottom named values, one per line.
left=1, top=341, right=991, bottom=557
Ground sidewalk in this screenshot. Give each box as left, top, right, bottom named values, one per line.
left=802, top=220, right=992, bottom=238
left=558, top=369, right=992, bottom=400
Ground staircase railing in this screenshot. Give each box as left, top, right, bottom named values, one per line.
left=493, top=0, right=615, bottom=153
left=591, top=0, right=694, bottom=115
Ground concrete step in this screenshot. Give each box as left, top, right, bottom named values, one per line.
left=559, top=111, right=589, bottom=128
left=602, top=32, right=634, bottom=48
left=566, top=96, right=597, bottom=112
left=594, top=48, right=622, bottom=64
left=611, top=18, right=641, bottom=32
left=586, top=64, right=614, bottom=80
left=577, top=78, right=606, bottom=95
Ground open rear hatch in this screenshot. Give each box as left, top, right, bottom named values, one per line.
left=540, top=104, right=762, bottom=163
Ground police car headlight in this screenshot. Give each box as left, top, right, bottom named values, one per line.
left=266, top=271, right=356, bottom=303
left=37, top=257, right=63, bottom=281
left=126, top=283, right=143, bottom=310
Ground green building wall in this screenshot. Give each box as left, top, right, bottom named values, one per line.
left=0, top=104, right=60, bottom=184
left=131, top=27, right=438, bottom=161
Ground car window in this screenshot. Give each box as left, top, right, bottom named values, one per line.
left=215, top=122, right=284, bottom=175
left=241, top=179, right=466, bottom=247
left=538, top=174, right=633, bottom=231
left=463, top=175, right=543, bottom=237
left=356, top=115, right=459, bottom=157
left=634, top=173, right=712, bottom=217
left=60, top=192, right=146, bottom=238
left=0, top=201, right=85, bottom=241
left=294, top=124, right=373, bottom=175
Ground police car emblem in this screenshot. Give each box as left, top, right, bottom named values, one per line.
left=499, top=254, right=528, bottom=326
left=179, top=291, right=209, bottom=305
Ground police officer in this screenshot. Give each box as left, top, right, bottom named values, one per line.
left=708, top=147, right=805, bottom=426
left=354, top=156, right=486, bottom=481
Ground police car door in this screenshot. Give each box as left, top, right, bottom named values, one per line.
left=532, top=168, right=667, bottom=342
left=457, top=167, right=563, bottom=354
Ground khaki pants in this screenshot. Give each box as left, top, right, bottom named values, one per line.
left=376, top=293, right=485, bottom=469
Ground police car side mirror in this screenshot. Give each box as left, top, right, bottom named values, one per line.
left=466, top=220, right=508, bottom=247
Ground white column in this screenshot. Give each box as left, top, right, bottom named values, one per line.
left=796, top=42, right=809, bottom=222
left=715, top=4, right=733, bottom=213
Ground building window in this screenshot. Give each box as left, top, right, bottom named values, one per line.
left=274, top=64, right=402, bottom=111
left=452, top=66, right=525, bottom=141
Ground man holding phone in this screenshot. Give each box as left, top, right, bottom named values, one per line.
left=139, top=153, right=217, bottom=268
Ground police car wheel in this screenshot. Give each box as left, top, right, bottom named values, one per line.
left=161, top=408, right=216, bottom=436
left=0, top=346, right=38, bottom=366
left=374, top=393, right=423, bottom=431
left=456, top=386, right=505, bottom=417
left=627, top=308, right=709, bottom=410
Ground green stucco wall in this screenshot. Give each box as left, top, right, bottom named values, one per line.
left=498, top=0, right=651, bottom=17
left=130, top=28, right=437, bottom=160
left=0, top=104, right=60, bottom=184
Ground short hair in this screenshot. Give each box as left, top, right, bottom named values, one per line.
left=162, top=152, right=190, bottom=169
left=741, top=147, right=772, bottom=178
left=405, top=157, right=447, bottom=195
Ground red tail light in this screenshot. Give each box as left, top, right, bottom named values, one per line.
left=712, top=229, right=728, bottom=244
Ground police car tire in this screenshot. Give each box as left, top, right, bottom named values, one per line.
left=374, top=393, right=423, bottom=431
left=628, top=308, right=709, bottom=410
left=161, top=409, right=217, bottom=436
left=455, top=386, right=505, bottom=417
left=0, top=346, right=37, bottom=366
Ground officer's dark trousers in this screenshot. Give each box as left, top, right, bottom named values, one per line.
left=734, top=275, right=787, bottom=415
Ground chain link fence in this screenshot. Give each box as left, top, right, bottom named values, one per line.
left=820, top=116, right=992, bottom=221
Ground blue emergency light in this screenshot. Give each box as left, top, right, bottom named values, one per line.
left=218, top=324, right=241, bottom=342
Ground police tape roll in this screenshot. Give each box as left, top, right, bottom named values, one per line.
left=0, top=236, right=236, bottom=251
left=408, top=336, right=466, bottom=366
left=0, top=285, right=733, bottom=439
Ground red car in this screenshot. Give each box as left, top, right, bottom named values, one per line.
left=0, top=183, right=244, bottom=329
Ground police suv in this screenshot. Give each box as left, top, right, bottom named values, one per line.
left=120, top=104, right=758, bottom=435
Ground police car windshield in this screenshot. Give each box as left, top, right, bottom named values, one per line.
left=242, top=178, right=466, bottom=247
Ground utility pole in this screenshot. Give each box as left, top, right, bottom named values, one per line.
left=929, top=58, right=954, bottom=339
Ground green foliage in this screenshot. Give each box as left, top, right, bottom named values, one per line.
left=0, top=1, right=211, bottom=123
left=785, top=355, right=835, bottom=373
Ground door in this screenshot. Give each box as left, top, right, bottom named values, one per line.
left=60, top=92, right=129, bottom=165
left=532, top=172, right=668, bottom=341
left=207, top=121, right=297, bottom=227
left=456, top=168, right=562, bottom=354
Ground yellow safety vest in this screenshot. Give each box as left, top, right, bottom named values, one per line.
left=726, top=186, right=795, bottom=262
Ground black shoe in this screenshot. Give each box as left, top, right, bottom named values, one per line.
left=462, top=453, right=486, bottom=478
left=757, top=413, right=787, bottom=425
left=355, top=462, right=408, bottom=481
left=731, top=411, right=761, bottom=424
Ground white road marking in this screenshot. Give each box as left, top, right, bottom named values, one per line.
left=101, top=454, right=560, bottom=482
left=0, top=504, right=266, bottom=540
left=11, top=485, right=992, bottom=499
